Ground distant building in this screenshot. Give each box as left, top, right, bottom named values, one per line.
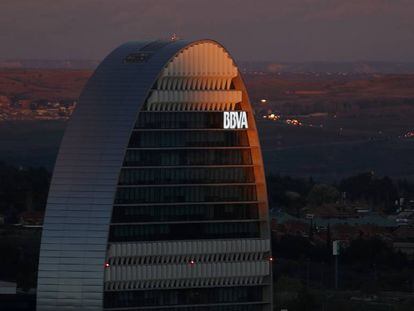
left=37, top=40, right=272, bottom=311
left=18, top=211, right=44, bottom=226
left=391, top=210, right=414, bottom=226
left=0, top=281, right=17, bottom=295
left=0, top=95, right=11, bottom=106
left=17, top=99, right=32, bottom=110
left=393, top=242, right=414, bottom=259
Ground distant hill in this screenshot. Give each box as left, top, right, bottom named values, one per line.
left=0, top=69, right=91, bottom=101
left=239, top=61, right=414, bottom=74
left=0, top=59, right=98, bottom=70
left=2, top=59, right=414, bottom=74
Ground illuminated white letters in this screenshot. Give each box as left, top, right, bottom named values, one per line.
left=223, top=111, right=248, bottom=129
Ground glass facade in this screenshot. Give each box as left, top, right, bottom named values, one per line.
left=106, top=106, right=265, bottom=308
left=111, top=203, right=259, bottom=222
left=118, top=167, right=255, bottom=184
left=114, top=185, right=257, bottom=204
left=123, top=148, right=252, bottom=166
left=128, top=130, right=249, bottom=148
left=104, top=305, right=264, bottom=311
left=102, top=41, right=271, bottom=311
left=109, top=222, right=260, bottom=242
left=104, top=286, right=263, bottom=308
left=135, top=111, right=234, bottom=129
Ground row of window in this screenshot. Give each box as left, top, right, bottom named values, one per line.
left=127, top=131, right=249, bottom=148
left=104, top=305, right=264, bottom=311
left=123, top=149, right=253, bottom=166
left=118, top=167, right=255, bottom=185
left=104, top=286, right=262, bottom=308
left=135, top=112, right=239, bottom=129
left=114, top=185, right=257, bottom=204
left=109, top=222, right=260, bottom=242
left=111, top=204, right=259, bottom=222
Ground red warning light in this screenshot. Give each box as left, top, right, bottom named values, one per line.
left=189, top=259, right=195, bottom=265
left=105, top=262, right=110, bottom=268
left=269, top=257, right=274, bottom=262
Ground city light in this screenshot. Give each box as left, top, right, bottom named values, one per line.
left=286, top=119, right=302, bottom=126
left=264, top=113, right=280, bottom=121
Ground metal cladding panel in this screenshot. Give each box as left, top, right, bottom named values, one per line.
left=105, top=261, right=270, bottom=281
left=108, top=239, right=270, bottom=257
left=37, top=40, right=192, bottom=310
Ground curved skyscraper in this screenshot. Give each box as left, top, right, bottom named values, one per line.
left=37, top=39, right=272, bottom=311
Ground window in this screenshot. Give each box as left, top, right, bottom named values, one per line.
left=118, top=167, right=255, bottom=185
left=123, top=149, right=252, bottom=166
left=114, top=185, right=257, bottom=204
left=109, top=222, right=260, bottom=242
left=111, top=203, right=259, bottom=222
left=128, top=131, right=249, bottom=148
left=104, top=286, right=263, bottom=308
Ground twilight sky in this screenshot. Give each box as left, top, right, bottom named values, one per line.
left=1, top=0, right=414, bottom=62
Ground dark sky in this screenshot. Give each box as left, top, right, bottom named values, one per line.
left=1, top=0, right=414, bottom=62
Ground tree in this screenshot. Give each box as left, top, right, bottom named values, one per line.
left=307, top=184, right=340, bottom=206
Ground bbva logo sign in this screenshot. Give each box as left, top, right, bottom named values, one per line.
left=223, top=111, right=248, bottom=129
